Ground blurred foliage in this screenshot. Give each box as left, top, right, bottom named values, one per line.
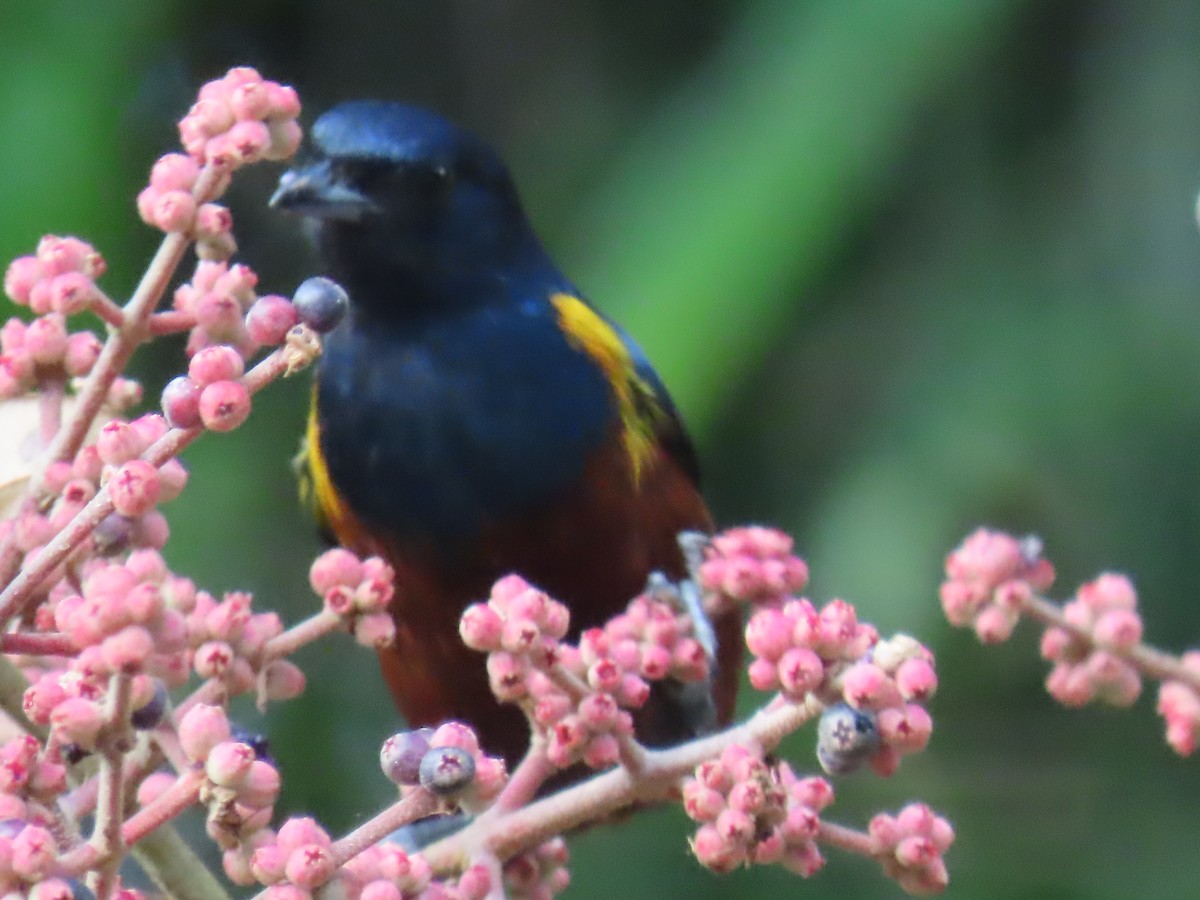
left=4, top=0, right=1200, bottom=896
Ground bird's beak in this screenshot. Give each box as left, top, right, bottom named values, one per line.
left=269, top=159, right=381, bottom=221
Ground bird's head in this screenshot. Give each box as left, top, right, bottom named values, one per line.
left=271, top=101, right=547, bottom=311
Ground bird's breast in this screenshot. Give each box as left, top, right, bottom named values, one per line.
left=311, top=304, right=616, bottom=546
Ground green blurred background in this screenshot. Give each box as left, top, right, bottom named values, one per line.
left=4, top=0, right=1200, bottom=896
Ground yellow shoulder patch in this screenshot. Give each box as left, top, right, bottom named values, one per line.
left=298, top=385, right=353, bottom=541
left=550, top=293, right=661, bottom=482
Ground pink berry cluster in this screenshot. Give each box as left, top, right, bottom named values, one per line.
left=602, top=592, right=711, bottom=684
left=137, top=68, right=304, bottom=239
left=461, top=574, right=711, bottom=769
left=235, top=816, right=425, bottom=897
left=186, top=588, right=304, bottom=701
left=3, top=421, right=174, bottom=585
left=177, top=67, right=301, bottom=171
left=835, top=635, right=937, bottom=776
left=503, top=838, right=570, bottom=899
left=940, top=528, right=1056, bottom=642
left=174, top=704, right=281, bottom=848
left=684, top=742, right=833, bottom=876
left=868, top=803, right=954, bottom=895
left=943, top=529, right=1200, bottom=759
left=1040, top=573, right=1143, bottom=708
left=96, top=415, right=189, bottom=520
left=238, top=815, right=500, bottom=899
left=3, top=236, right=106, bottom=318
left=137, top=152, right=236, bottom=245
left=21, top=547, right=304, bottom=749
left=309, top=548, right=397, bottom=648
left=0, top=735, right=148, bottom=896
left=0, top=315, right=102, bottom=400
left=745, top=597, right=877, bottom=702
left=170, top=260, right=298, bottom=361
left=1158, top=652, right=1200, bottom=756
left=698, top=526, right=810, bottom=608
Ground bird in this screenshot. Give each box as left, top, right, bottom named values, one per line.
left=270, top=101, right=740, bottom=767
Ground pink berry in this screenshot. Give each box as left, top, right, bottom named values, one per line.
left=161, top=376, right=202, bottom=428
left=109, top=460, right=162, bottom=517
left=308, top=547, right=363, bottom=593
left=63, top=330, right=102, bottom=376
left=245, top=295, right=299, bottom=346
left=178, top=703, right=232, bottom=763
left=199, top=380, right=251, bottom=431
left=4, top=255, right=42, bottom=304
left=24, top=314, right=68, bottom=365
left=150, top=153, right=200, bottom=191
left=153, top=190, right=197, bottom=233
left=50, top=697, right=104, bottom=749
left=48, top=271, right=99, bottom=316
left=188, top=344, right=244, bottom=386
left=206, top=741, right=256, bottom=788
left=96, top=420, right=145, bottom=465
left=276, top=816, right=331, bottom=854
left=11, top=825, right=55, bottom=880
left=224, top=120, right=271, bottom=164
left=285, top=843, right=335, bottom=890
left=239, top=759, right=282, bottom=808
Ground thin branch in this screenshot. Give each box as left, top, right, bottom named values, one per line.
left=1023, top=594, right=1200, bottom=690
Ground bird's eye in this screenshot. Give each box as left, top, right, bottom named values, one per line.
left=337, top=158, right=393, bottom=194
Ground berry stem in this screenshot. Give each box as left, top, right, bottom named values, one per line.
left=816, top=819, right=875, bottom=859
left=422, top=697, right=817, bottom=873
left=91, top=672, right=134, bottom=899
left=262, top=609, right=343, bottom=660
left=0, top=631, right=77, bottom=656
left=1023, top=593, right=1200, bottom=691
left=325, top=789, right=441, bottom=871
left=148, top=310, right=198, bottom=337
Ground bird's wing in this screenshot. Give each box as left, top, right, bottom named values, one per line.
left=549, top=292, right=702, bottom=489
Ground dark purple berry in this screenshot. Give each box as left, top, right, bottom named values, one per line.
left=292, top=277, right=348, bottom=333
left=816, top=702, right=879, bottom=776
left=130, top=680, right=168, bottom=730
left=380, top=727, right=435, bottom=786
left=93, top=513, right=134, bottom=556
left=418, top=745, right=476, bottom=796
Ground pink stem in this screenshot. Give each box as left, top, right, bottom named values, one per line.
left=327, top=790, right=441, bottom=869
left=37, top=376, right=65, bottom=447
left=122, top=770, right=204, bottom=846
left=816, top=820, right=877, bottom=857
left=0, top=631, right=77, bottom=656
left=262, top=609, right=343, bottom=660
left=148, top=310, right=198, bottom=336
left=87, top=289, right=127, bottom=329
left=91, top=673, right=134, bottom=899
left=493, top=745, right=556, bottom=813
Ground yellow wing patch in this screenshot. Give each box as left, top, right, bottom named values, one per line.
left=297, top=385, right=354, bottom=542
left=551, top=293, right=662, bottom=483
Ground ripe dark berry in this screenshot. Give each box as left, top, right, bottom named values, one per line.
left=130, top=680, right=168, bottom=730
left=418, top=746, right=476, bottom=796
left=816, top=702, right=879, bottom=776
left=291, top=277, right=348, bottom=333
left=380, top=727, right=435, bottom=786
